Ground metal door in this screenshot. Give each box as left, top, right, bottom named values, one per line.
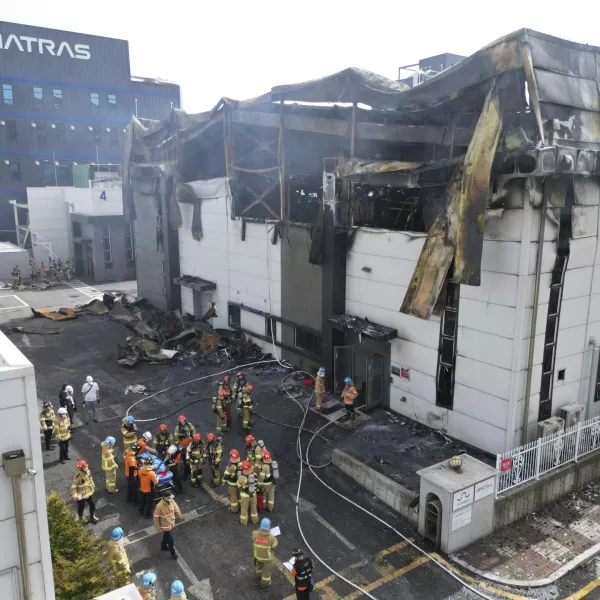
left=425, top=498, right=442, bottom=549
left=366, top=355, right=384, bottom=411
left=334, top=346, right=354, bottom=393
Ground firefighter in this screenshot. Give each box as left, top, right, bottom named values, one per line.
left=39, top=261, right=46, bottom=282
left=315, top=367, right=325, bottom=410
left=108, top=527, right=130, bottom=583
left=238, top=460, right=258, bottom=526
left=232, top=371, right=247, bottom=399
left=65, top=259, right=73, bottom=281
left=11, top=265, right=20, bottom=289
left=153, top=490, right=182, bottom=559
left=51, top=259, right=57, bottom=280
left=223, top=449, right=241, bottom=512
left=219, top=375, right=232, bottom=430
left=70, top=460, right=98, bottom=523
left=57, top=258, right=64, bottom=282
left=342, top=377, right=358, bottom=422
left=245, top=434, right=259, bottom=466
left=54, top=406, right=71, bottom=463
left=101, top=436, right=118, bottom=494
left=138, top=431, right=156, bottom=455
left=59, top=383, right=76, bottom=427
left=242, top=384, right=254, bottom=431
left=252, top=517, right=278, bottom=589
left=291, top=548, right=315, bottom=599
left=174, top=415, right=194, bottom=480
left=215, top=392, right=227, bottom=435
left=125, top=442, right=140, bottom=503
left=170, top=580, right=186, bottom=600
left=40, top=402, right=55, bottom=451
left=205, top=433, right=223, bottom=487
left=121, top=415, right=138, bottom=459
left=258, top=450, right=279, bottom=512
left=254, top=439, right=267, bottom=473
left=188, top=433, right=205, bottom=487
left=139, top=456, right=158, bottom=518
left=154, top=423, right=172, bottom=459
left=164, top=444, right=183, bottom=493
left=29, top=260, right=36, bottom=284
left=137, top=572, right=157, bottom=599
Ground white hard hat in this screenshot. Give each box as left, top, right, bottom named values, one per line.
left=65, top=385, right=73, bottom=394
left=167, top=444, right=177, bottom=455
left=143, top=432, right=152, bottom=442
left=86, top=375, right=93, bottom=383
left=58, top=407, right=67, bottom=415
left=257, top=440, right=265, bottom=448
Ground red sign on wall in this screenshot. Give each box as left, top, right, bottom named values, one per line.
left=400, top=367, right=410, bottom=380
left=500, top=458, right=513, bottom=472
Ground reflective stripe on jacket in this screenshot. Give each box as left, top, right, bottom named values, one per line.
left=125, top=452, right=138, bottom=477
left=54, top=415, right=71, bottom=441
left=40, top=409, right=55, bottom=430
left=101, top=443, right=117, bottom=471
left=252, top=527, right=278, bottom=561
left=70, top=469, right=94, bottom=500
left=107, top=539, right=129, bottom=569
left=139, top=465, right=158, bottom=493
left=315, top=375, right=326, bottom=393
left=342, top=384, right=358, bottom=405
left=153, top=498, right=182, bottom=531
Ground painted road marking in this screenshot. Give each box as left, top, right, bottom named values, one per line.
left=0, top=294, right=28, bottom=311
left=563, top=577, right=600, bottom=600
left=200, top=482, right=230, bottom=507
left=177, top=553, right=214, bottom=599
left=295, top=494, right=356, bottom=550
left=67, top=279, right=104, bottom=300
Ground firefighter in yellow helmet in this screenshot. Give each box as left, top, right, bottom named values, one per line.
left=40, top=402, right=55, bottom=451
left=223, top=449, right=241, bottom=512
left=214, top=392, right=227, bottom=435
left=70, top=460, right=98, bottom=523
left=252, top=517, right=278, bottom=588
left=101, top=436, right=118, bottom=493
left=258, top=450, right=279, bottom=512
left=237, top=460, right=258, bottom=526
left=108, top=527, right=130, bottom=583
left=204, top=433, right=223, bottom=487
left=188, top=433, right=205, bottom=487
left=242, top=384, right=254, bottom=431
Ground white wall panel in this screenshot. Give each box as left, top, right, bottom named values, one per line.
left=481, top=241, right=521, bottom=274
left=390, top=338, right=438, bottom=377
left=389, top=386, right=448, bottom=431
left=390, top=367, right=436, bottom=404
left=455, top=356, right=511, bottom=399
left=559, top=296, right=591, bottom=329
left=457, top=327, right=514, bottom=370
left=346, top=276, right=406, bottom=313
left=458, top=298, right=516, bottom=339
left=447, top=410, right=506, bottom=455
left=563, top=267, right=594, bottom=300
left=453, top=383, right=508, bottom=430
left=346, top=252, right=416, bottom=287
left=460, top=271, right=518, bottom=307
left=350, top=229, right=426, bottom=261
left=556, top=325, right=588, bottom=359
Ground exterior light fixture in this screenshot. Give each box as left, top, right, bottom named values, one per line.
left=448, top=455, right=463, bottom=473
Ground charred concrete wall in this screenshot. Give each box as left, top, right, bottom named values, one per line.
left=90, top=216, right=135, bottom=283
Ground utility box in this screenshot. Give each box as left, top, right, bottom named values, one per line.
left=417, top=454, right=497, bottom=554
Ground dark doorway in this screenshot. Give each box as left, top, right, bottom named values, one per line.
left=74, top=242, right=84, bottom=276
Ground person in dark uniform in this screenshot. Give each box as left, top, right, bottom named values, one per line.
left=291, top=548, right=315, bottom=599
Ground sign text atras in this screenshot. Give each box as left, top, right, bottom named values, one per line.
left=0, top=34, right=90, bottom=60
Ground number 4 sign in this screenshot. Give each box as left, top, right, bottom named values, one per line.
left=100, top=191, right=107, bottom=200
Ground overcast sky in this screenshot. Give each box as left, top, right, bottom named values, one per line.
left=3, top=1, right=600, bottom=113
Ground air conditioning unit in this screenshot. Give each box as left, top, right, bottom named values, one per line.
left=537, top=416, right=565, bottom=438
left=559, top=403, right=585, bottom=429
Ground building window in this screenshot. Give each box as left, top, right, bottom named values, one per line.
left=36, top=121, right=47, bottom=146
left=56, top=160, right=72, bottom=186
left=125, top=223, right=135, bottom=267
left=107, top=94, right=117, bottom=112
left=90, top=92, right=100, bottom=112
left=55, top=123, right=67, bottom=146
left=72, top=221, right=82, bottom=238
left=6, top=119, right=17, bottom=142
left=10, top=159, right=21, bottom=181
left=33, top=87, right=43, bottom=107
left=92, top=125, right=102, bottom=144
left=228, top=304, right=241, bottom=328
left=108, top=127, right=119, bottom=148
left=2, top=84, right=14, bottom=105
left=436, top=276, right=459, bottom=409
left=295, top=328, right=322, bottom=355
left=102, top=224, right=113, bottom=269
left=53, top=88, right=63, bottom=109
left=266, top=317, right=277, bottom=340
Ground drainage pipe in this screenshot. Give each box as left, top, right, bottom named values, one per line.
left=586, top=337, right=600, bottom=419
left=520, top=189, right=548, bottom=445
left=11, top=474, right=31, bottom=600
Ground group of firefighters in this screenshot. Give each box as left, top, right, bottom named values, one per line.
left=10, top=258, right=72, bottom=288
left=41, top=367, right=360, bottom=597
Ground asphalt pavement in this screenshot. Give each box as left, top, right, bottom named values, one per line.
left=7, top=280, right=600, bottom=600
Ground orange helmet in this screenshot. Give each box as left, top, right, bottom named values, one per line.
left=262, top=450, right=272, bottom=463
left=236, top=372, right=244, bottom=377
left=246, top=384, right=254, bottom=392
left=206, top=433, right=216, bottom=442
left=158, top=424, right=168, bottom=433
left=193, top=433, right=202, bottom=442
left=230, top=449, right=240, bottom=462
left=77, top=460, right=88, bottom=470
left=245, top=434, right=255, bottom=445
left=223, top=375, right=230, bottom=382
left=241, top=460, right=252, bottom=473
left=178, top=415, right=186, bottom=422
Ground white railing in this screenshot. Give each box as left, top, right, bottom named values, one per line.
left=496, top=416, right=600, bottom=496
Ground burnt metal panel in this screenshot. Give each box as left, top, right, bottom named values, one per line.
left=535, top=69, right=600, bottom=112
left=529, top=36, right=597, bottom=79
left=454, top=82, right=503, bottom=286
left=541, top=104, right=600, bottom=146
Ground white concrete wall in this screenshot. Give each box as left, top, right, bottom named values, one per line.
left=178, top=178, right=281, bottom=354
left=64, top=187, right=123, bottom=216
left=0, top=333, right=54, bottom=599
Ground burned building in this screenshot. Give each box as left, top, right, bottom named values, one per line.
left=125, top=29, right=600, bottom=455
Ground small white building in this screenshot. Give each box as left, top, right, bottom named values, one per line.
left=0, top=331, right=55, bottom=599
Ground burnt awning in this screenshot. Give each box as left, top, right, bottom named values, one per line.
left=327, top=314, right=397, bottom=343
left=173, top=275, right=216, bottom=292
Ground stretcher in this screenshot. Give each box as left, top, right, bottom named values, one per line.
left=137, top=450, right=174, bottom=494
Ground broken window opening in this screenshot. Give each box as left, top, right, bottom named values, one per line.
left=289, top=174, right=322, bottom=223
left=228, top=304, right=241, bottom=328
left=436, top=266, right=459, bottom=409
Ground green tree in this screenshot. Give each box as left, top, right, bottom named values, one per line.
left=47, top=492, right=118, bottom=600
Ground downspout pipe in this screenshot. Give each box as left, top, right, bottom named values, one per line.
left=586, top=337, right=600, bottom=419
left=520, top=191, right=548, bottom=445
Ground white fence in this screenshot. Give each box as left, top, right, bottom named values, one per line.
left=496, top=416, right=600, bottom=496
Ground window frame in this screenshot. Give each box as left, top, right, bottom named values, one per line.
left=10, top=159, right=21, bottom=181
left=125, top=223, right=135, bottom=267
left=36, top=121, right=47, bottom=146
left=52, top=88, right=63, bottom=109
left=228, top=304, right=241, bottom=328
left=102, top=223, right=113, bottom=269
left=294, top=327, right=322, bottom=355
left=2, top=83, right=14, bottom=105
left=265, top=317, right=277, bottom=340
left=107, top=94, right=117, bottom=112
left=33, top=86, right=44, bottom=107
left=72, top=221, right=82, bottom=238
left=90, top=91, right=100, bottom=113
left=92, top=125, right=102, bottom=144
left=6, top=119, right=17, bottom=142
left=55, top=122, right=67, bottom=146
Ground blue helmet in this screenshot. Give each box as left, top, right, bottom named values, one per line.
left=104, top=436, right=116, bottom=447
left=260, top=517, right=271, bottom=530
left=318, top=367, right=325, bottom=376
left=141, top=572, right=156, bottom=588
left=125, top=415, right=135, bottom=424
left=171, top=580, right=185, bottom=596
left=111, top=527, right=124, bottom=541
left=344, top=377, right=352, bottom=383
